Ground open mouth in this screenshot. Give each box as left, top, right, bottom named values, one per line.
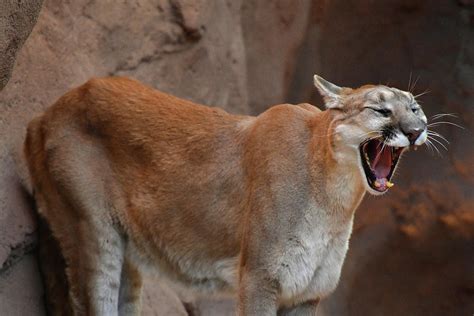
left=359, top=138, right=405, bottom=192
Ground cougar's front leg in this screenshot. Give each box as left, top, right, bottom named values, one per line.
left=238, top=269, right=279, bottom=316
left=118, top=258, right=143, bottom=316
left=237, top=227, right=279, bottom=315
left=277, top=299, right=320, bottom=316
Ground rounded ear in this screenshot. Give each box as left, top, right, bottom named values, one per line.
left=313, top=75, right=344, bottom=109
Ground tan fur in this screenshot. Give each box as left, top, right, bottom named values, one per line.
left=22, top=76, right=426, bottom=315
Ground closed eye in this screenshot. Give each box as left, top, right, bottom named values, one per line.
left=367, top=107, right=392, bottom=117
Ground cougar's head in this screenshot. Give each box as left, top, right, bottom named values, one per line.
left=314, top=75, right=428, bottom=195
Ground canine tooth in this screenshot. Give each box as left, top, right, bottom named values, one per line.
left=374, top=180, right=381, bottom=188
left=387, top=181, right=394, bottom=188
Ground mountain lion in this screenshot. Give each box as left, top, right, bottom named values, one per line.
left=21, top=75, right=427, bottom=315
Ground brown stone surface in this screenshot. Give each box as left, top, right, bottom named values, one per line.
left=0, top=0, right=472, bottom=315
left=0, top=253, right=45, bottom=316
left=241, top=0, right=312, bottom=114
left=0, top=0, right=43, bottom=90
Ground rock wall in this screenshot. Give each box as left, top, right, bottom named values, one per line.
left=0, top=0, right=43, bottom=90
left=0, top=0, right=472, bottom=315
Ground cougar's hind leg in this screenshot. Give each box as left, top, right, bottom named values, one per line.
left=66, top=218, right=125, bottom=316
left=44, top=129, right=128, bottom=314
left=34, top=187, right=125, bottom=316
left=118, top=258, right=143, bottom=316
left=26, top=99, right=126, bottom=314
left=35, top=169, right=124, bottom=315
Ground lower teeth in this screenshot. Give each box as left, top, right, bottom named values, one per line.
left=374, top=179, right=394, bottom=188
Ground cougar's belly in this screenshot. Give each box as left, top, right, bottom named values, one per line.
left=158, top=255, right=239, bottom=294
left=127, top=233, right=240, bottom=295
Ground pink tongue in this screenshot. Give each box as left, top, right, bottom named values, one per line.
left=371, top=145, right=392, bottom=179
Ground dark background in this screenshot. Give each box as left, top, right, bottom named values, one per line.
left=0, top=0, right=472, bottom=315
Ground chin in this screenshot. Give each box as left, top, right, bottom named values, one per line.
left=357, top=138, right=407, bottom=195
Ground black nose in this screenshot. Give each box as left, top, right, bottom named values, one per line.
left=405, top=128, right=423, bottom=145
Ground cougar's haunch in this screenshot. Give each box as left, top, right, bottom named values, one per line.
left=22, top=76, right=427, bottom=315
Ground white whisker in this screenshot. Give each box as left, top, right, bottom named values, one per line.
left=427, top=121, right=464, bottom=129
left=424, top=140, right=435, bottom=155
left=427, top=131, right=449, bottom=144
left=346, top=131, right=383, bottom=141
left=408, top=72, right=413, bottom=92
left=431, top=113, right=458, bottom=120
left=414, top=89, right=430, bottom=99
left=409, top=75, right=420, bottom=93
left=428, top=136, right=448, bottom=151
left=360, top=131, right=382, bottom=138
left=412, top=76, right=420, bottom=92
left=425, top=138, right=442, bottom=157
